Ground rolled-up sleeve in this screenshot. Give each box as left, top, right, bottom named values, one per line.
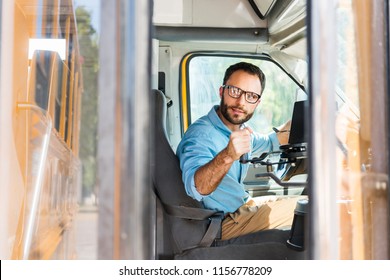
left=252, top=131, right=280, bottom=154
left=176, top=133, right=217, bottom=201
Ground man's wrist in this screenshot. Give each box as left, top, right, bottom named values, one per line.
left=220, top=148, right=235, bottom=164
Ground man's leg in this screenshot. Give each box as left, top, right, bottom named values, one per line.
left=221, top=196, right=304, bottom=240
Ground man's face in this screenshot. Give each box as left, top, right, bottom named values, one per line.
left=219, top=70, right=262, bottom=129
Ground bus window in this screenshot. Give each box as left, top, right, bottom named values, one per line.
left=54, top=61, right=64, bottom=132
left=29, top=51, right=54, bottom=111
left=183, top=55, right=306, bottom=134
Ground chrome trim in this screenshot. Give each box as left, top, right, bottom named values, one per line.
left=309, top=0, right=339, bottom=259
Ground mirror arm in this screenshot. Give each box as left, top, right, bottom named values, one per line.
left=255, top=172, right=307, bottom=188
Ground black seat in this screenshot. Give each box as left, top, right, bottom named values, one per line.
left=151, top=89, right=306, bottom=260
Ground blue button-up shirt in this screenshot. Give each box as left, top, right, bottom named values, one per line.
left=176, top=105, right=280, bottom=214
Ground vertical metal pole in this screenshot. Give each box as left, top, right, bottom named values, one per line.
left=368, top=0, right=389, bottom=260
left=98, top=0, right=152, bottom=259
left=0, top=0, right=6, bottom=260
left=97, top=0, right=116, bottom=259
left=0, top=0, right=14, bottom=260
left=387, top=0, right=390, bottom=260
left=120, top=0, right=153, bottom=259
left=384, top=0, right=390, bottom=259
left=308, top=0, right=339, bottom=259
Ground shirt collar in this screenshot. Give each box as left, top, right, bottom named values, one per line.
left=208, top=105, right=232, bottom=137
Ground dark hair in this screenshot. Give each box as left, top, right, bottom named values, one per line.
left=222, top=62, right=266, bottom=94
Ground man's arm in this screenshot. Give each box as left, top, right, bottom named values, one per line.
left=194, top=128, right=252, bottom=195
left=275, top=120, right=291, bottom=145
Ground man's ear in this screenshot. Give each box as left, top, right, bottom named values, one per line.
left=219, top=86, right=224, bottom=98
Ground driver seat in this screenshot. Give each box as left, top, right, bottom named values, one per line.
left=151, top=89, right=305, bottom=259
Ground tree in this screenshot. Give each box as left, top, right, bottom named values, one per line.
left=76, top=7, right=99, bottom=202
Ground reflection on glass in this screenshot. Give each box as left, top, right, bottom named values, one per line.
left=335, top=0, right=389, bottom=259
left=28, top=39, right=66, bottom=60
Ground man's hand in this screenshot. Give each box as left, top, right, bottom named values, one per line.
left=226, top=127, right=253, bottom=160
left=194, top=126, right=253, bottom=195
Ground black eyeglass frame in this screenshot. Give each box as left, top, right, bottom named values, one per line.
left=222, top=85, right=262, bottom=104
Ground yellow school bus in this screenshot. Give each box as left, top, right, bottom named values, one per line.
left=0, top=0, right=82, bottom=259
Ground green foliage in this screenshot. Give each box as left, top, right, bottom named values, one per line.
left=76, top=7, right=99, bottom=198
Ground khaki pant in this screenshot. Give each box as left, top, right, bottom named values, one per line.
left=221, top=195, right=305, bottom=240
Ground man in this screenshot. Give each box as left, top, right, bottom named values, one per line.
left=176, top=62, right=301, bottom=240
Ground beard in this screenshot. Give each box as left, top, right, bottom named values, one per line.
left=219, top=94, right=254, bottom=125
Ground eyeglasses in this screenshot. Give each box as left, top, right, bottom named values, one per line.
left=222, top=85, right=261, bottom=104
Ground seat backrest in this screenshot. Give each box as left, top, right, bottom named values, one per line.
left=152, top=89, right=216, bottom=256
left=152, top=89, right=202, bottom=207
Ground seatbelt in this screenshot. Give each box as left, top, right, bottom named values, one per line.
left=162, top=202, right=224, bottom=247
left=198, top=215, right=223, bottom=247
left=163, top=203, right=221, bottom=219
